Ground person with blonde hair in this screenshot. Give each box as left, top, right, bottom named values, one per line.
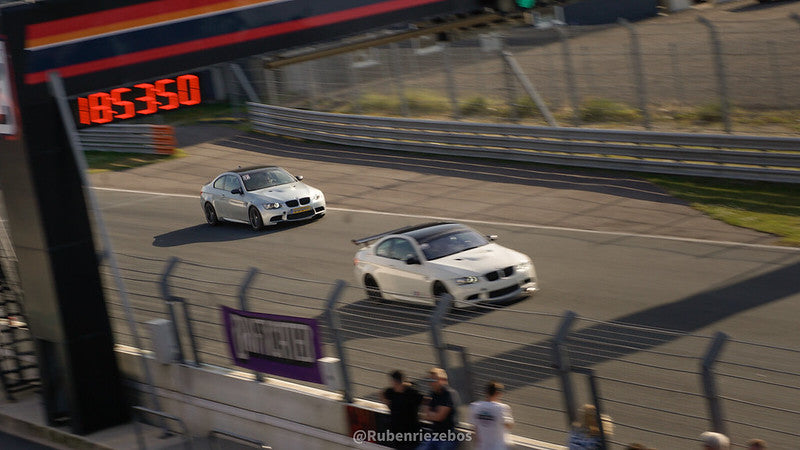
left=567, top=404, right=613, bottom=450
left=700, top=431, right=730, bottom=450
left=746, top=438, right=767, bottom=450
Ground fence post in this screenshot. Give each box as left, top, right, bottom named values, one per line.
left=668, top=43, right=685, bottom=105
left=324, top=280, right=353, bottom=403
left=160, top=258, right=185, bottom=365
left=442, top=43, right=461, bottom=120
left=697, top=17, right=732, bottom=133
left=238, top=267, right=263, bottom=382
left=619, top=18, right=651, bottom=130
left=556, top=27, right=581, bottom=126
left=229, top=63, right=261, bottom=103
left=501, top=50, right=558, bottom=127
left=390, top=43, right=409, bottom=117
left=429, top=294, right=453, bottom=373
left=701, top=331, right=728, bottom=436
left=552, top=310, right=578, bottom=427
left=263, top=68, right=279, bottom=105
left=572, top=367, right=608, bottom=450
left=160, top=258, right=202, bottom=367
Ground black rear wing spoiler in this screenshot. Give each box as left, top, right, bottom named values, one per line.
left=351, top=222, right=451, bottom=246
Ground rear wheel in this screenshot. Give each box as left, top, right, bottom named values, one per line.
left=248, top=207, right=263, bottom=231
left=204, top=203, right=220, bottom=226
left=364, top=275, right=383, bottom=302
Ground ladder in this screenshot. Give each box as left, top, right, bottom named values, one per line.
left=0, top=226, right=40, bottom=400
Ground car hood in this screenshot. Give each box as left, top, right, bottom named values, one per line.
left=428, top=243, right=529, bottom=275
left=249, top=183, right=317, bottom=201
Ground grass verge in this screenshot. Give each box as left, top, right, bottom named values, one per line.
left=644, top=175, right=800, bottom=247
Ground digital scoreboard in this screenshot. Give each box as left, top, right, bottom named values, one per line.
left=74, top=73, right=201, bottom=127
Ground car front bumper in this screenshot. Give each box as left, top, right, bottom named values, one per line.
left=262, top=201, right=326, bottom=224
left=449, top=270, right=538, bottom=308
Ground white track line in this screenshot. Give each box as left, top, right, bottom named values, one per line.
left=91, top=186, right=800, bottom=252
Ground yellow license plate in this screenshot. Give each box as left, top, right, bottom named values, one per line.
left=291, top=206, right=311, bottom=214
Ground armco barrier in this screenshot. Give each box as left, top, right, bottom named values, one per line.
left=248, top=103, right=800, bottom=183
left=78, top=124, right=176, bottom=155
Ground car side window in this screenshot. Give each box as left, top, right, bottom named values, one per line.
left=224, top=175, right=241, bottom=192
left=213, top=176, right=227, bottom=190
left=375, top=238, right=416, bottom=261
left=392, top=239, right=416, bottom=261
left=375, top=239, right=395, bottom=259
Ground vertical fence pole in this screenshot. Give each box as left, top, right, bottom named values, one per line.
left=158, top=256, right=202, bottom=368
left=552, top=310, right=578, bottom=427
left=229, top=63, right=260, bottom=103
left=390, top=43, right=409, bottom=117
left=160, top=257, right=185, bottom=365
left=619, top=18, right=651, bottom=130
left=324, top=280, right=353, bottom=403
left=668, top=43, right=685, bottom=106
left=556, top=27, right=581, bottom=126
left=697, top=17, right=732, bottom=133
left=429, top=294, right=453, bottom=373
left=237, top=267, right=263, bottom=382
left=702, top=331, right=728, bottom=436
left=263, top=68, right=279, bottom=105
left=442, top=43, right=461, bottom=120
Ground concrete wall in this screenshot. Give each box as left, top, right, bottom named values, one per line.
left=116, top=347, right=565, bottom=450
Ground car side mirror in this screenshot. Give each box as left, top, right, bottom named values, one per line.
left=405, top=256, right=421, bottom=265
left=487, top=234, right=498, bottom=241
left=295, top=175, right=304, bottom=181
left=231, top=188, right=243, bottom=195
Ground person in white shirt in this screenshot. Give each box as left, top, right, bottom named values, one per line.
left=469, top=381, right=514, bottom=450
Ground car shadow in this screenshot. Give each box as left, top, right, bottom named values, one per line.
left=730, top=0, right=799, bottom=13
left=152, top=220, right=314, bottom=247
left=330, top=295, right=529, bottom=342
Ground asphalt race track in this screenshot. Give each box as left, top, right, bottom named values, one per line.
left=77, top=130, right=800, bottom=448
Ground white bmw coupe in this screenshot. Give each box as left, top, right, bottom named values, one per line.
left=353, top=222, right=538, bottom=308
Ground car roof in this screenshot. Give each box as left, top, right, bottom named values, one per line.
left=352, top=222, right=471, bottom=246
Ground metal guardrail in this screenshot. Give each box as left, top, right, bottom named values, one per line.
left=78, top=124, right=177, bottom=155
left=248, top=103, right=800, bottom=183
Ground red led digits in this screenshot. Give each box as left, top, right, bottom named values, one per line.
left=75, top=73, right=202, bottom=125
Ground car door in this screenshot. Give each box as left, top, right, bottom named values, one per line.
left=375, top=238, right=430, bottom=303
left=224, top=175, right=248, bottom=222
left=210, top=175, right=233, bottom=219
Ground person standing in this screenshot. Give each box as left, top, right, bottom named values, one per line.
left=567, top=404, right=613, bottom=450
left=382, top=370, right=424, bottom=450
left=469, top=381, right=514, bottom=450
left=419, top=367, right=461, bottom=450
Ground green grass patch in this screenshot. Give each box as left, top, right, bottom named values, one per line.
left=645, top=174, right=800, bottom=246
left=86, top=149, right=186, bottom=173
left=579, top=98, right=640, bottom=123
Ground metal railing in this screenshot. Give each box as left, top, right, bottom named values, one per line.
left=78, top=124, right=177, bottom=155
left=249, top=103, right=800, bottom=183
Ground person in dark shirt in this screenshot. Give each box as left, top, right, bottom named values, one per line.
left=419, top=367, right=461, bottom=450
left=382, top=370, right=424, bottom=449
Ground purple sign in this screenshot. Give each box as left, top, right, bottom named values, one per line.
left=221, top=306, right=324, bottom=384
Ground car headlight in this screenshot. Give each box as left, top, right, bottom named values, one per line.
left=515, top=261, right=532, bottom=273
left=455, top=276, right=480, bottom=285
left=262, top=202, right=281, bottom=210
left=313, top=193, right=322, bottom=201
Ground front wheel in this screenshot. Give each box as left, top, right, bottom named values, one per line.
left=248, top=207, right=263, bottom=231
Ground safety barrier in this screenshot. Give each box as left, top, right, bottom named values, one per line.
left=78, top=124, right=177, bottom=155
left=248, top=103, right=800, bottom=183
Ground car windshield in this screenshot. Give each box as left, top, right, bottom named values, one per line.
left=419, top=230, right=489, bottom=260
left=241, top=168, right=297, bottom=191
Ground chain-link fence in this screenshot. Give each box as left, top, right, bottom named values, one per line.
left=229, top=14, right=800, bottom=135
left=98, top=251, right=800, bottom=450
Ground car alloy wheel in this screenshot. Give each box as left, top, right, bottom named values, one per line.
left=248, top=207, right=263, bottom=231
left=204, top=203, right=219, bottom=226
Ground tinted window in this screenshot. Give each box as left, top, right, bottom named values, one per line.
left=375, top=238, right=417, bottom=261
left=223, top=175, right=240, bottom=192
